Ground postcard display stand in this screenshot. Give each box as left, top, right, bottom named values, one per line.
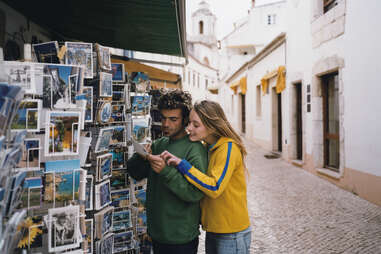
left=0, top=41, right=153, bottom=254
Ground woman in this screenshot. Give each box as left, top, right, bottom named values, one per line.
left=161, top=100, right=251, bottom=254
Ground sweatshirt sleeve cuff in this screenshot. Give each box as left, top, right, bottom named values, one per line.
left=176, top=159, right=192, bottom=174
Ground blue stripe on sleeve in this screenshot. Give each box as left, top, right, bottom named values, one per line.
left=184, top=142, right=232, bottom=191
left=177, top=159, right=192, bottom=174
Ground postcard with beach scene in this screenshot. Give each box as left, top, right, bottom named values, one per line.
left=45, top=111, right=81, bottom=156
left=113, top=209, right=132, bottom=231
left=10, top=99, right=41, bottom=132
left=44, top=160, right=81, bottom=203
left=131, top=94, right=151, bottom=116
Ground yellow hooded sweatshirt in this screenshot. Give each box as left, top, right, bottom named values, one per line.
left=176, top=136, right=250, bottom=233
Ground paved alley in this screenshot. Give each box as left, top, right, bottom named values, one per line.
left=198, top=141, right=381, bottom=253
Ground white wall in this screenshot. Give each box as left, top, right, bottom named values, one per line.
left=342, top=0, right=381, bottom=176
left=285, top=0, right=313, bottom=154
left=246, top=43, right=286, bottom=147
left=184, top=56, right=218, bottom=103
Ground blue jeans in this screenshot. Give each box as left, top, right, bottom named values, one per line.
left=205, top=227, right=252, bottom=254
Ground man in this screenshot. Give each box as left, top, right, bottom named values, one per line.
left=126, top=90, right=208, bottom=254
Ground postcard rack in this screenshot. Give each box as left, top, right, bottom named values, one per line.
left=0, top=41, right=154, bottom=253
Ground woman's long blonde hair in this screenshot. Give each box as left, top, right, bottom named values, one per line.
left=193, top=100, right=247, bottom=166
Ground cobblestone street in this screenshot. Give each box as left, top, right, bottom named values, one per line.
left=198, top=141, right=381, bottom=253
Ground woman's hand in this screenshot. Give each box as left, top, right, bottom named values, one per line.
left=160, top=151, right=181, bottom=167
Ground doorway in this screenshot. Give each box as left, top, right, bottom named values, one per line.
left=272, top=88, right=282, bottom=152
left=240, top=93, right=246, bottom=134
left=322, top=72, right=340, bottom=171
left=295, top=83, right=303, bottom=160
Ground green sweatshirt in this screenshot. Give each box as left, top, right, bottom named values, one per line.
left=126, top=135, right=208, bottom=244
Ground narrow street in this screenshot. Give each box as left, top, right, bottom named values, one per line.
left=198, top=140, right=381, bottom=253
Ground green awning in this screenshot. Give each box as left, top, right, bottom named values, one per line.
left=2, top=0, right=187, bottom=57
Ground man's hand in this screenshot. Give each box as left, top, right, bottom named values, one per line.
left=147, top=154, right=166, bottom=173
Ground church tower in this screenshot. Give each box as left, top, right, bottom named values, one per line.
left=188, top=1, right=217, bottom=67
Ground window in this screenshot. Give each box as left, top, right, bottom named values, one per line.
left=193, top=72, right=195, bottom=87
left=205, top=79, right=208, bottom=90
left=197, top=74, right=200, bottom=88
left=256, top=85, right=262, bottom=117
left=199, top=21, right=204, bottom=34
left=267, top=14, right=276, bottom=25
left=188, top=71, right=190, bottom=85
left=324, top=0, right=338, bottom=13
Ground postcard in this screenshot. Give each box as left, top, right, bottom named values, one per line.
left=85, top=175, right=93, bottom=211
left=111, top=63, right=125, bottom=82
left=84, top=219, right=93, bottom=254
left=113, top=209, right=132, bottom=231
left=45, top=111, right=81, bottom=157
left=42, top=64, right=83, bottom=109
left=131, top=72, right=149, bottom=93
left=99, top=72, right=113, bottom=97
left=21, top=177, right=42, bottom=209
left=65, top=42, right=93, bottom=79
left=17, top=138, right=40, bottom=171
left=0, top=61, right=37, bottom=94
left=136, top=210, right=147, bottom=235
left=96, top=153, right=113, bottom=182
left=110, top=125, right=126, bottom=146
left=95, top=206, right=114, bottom=239
left=111, top=189, right=130, bottom=208
left=111, top=104, right=125, bottom=122
left=131, top=93, right=151, bottom=116
left=48, top=205, right=80, bottom=252
left=99, top=233, right=114, bottom=254
left=32, top=41, right=60, bottom=64
left=110, top=169, right=129, bottom=190
left=112, top=84, right=125, bottom=102
left=135, top=188, right=146, bottom=209
left=5, top=171, right=26, bottom=216
left=95, top=127, right=114, bottom=153
left=44, top=160, right=81, bottom=203
left=11, top=99, right=41, bottom=132
left=114, top=231, right=134, bottom=252
left=95, top=180, right=112, bottom=210
left=132, top=117, right=150, bottom=143
left=132, top=140, right=148, bottom=158
left=82, top=86, right=93, bottom=122
left=97, top=101, right=112, bottom=123
left=44, top=170, right=81, bottom=203
left=96, top=44, right=111, bottom=71
left=111, top=148, right=125, bottom=169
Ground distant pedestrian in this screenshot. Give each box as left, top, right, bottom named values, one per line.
left=161, top=100, right=251, bottom=254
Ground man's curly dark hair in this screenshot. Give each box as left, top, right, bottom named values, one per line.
left=158, top=89, right=192, bottom=126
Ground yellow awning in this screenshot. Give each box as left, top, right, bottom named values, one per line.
left=229, top=76, right=247, bottom=95
left=260, top=66, right=286, bottom=95
left=275, top=66, right=286, bottom=94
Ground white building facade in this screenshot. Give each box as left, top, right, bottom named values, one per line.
left=219, top=0, right=381, bottom=206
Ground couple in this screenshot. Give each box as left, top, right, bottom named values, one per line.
left=126, top=90, right=251, bottom=254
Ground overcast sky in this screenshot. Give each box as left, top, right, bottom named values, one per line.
left=186, top=0, right=279, bottom=39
